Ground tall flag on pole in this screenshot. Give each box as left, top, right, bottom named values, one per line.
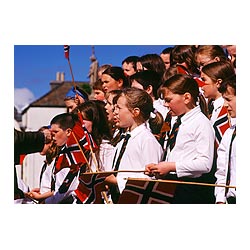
left=64, top=45, right=70, bottom=59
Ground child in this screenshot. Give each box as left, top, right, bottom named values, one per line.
left=43, top=113, right=88, bottom=204
left=101, top=66, right=129, bottom=93
left=92, top=79, right=106, bottom=102
left=201, top=61, right=235, bottom=146
left=75, top=100, right=113, bottom=171
left=105, top=87, right=163, bottom=203
left=214, top=74, right=236, bottom=204
left=130, top=70, right=168, bottom=119
left=27, top=126, right=59, bottom=202
left=145, top=74, right=215, bottom=204
left=64, top=86, right=89, bottom=112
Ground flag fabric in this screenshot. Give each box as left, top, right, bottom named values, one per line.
left=74, top=172, right=110, bottom=203
left=54, top=117, right=97, bottom=173
left=64, top=45, right=70, bottom=59
left=176, top=65, right=206, bottom=87
left=213, top=106, right=230, bottom=147
left=118, top=178, right=176, bottom=204
left=58, top=163, right=81, bottom=194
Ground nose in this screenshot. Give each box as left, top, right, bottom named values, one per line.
left=164, top=101, right=169, bottom=108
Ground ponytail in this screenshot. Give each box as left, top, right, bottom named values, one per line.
left=148, top=110, right=164, bottom=140
left=198, top=92, right=209, bottom=118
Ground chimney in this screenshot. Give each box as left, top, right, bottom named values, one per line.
left=50, top=72, right=65, bottom=90
left=60, top=72, right=65, bottom=81
left=56, top=72, right=61, bottom=81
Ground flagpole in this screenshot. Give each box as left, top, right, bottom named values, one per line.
left=124, top=177, right=236, bottom=189
left=71, top=131, right=92, bottom=172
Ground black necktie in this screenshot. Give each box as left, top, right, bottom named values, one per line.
left=162, top=115, right=183, bottom=160
left=167, top=115, right=183, bottom=151
left=113, top=133, right=131, bottom=173
left=208, top=99, right=214, bottom=118
left=159, top=111, right=172, bottom=147
left=225, top=126, right=236, bottom=195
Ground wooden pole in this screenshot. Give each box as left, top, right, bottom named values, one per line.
left=125, top=177, right=236, bottom=189
left=71, top=131, right=92, bottom=172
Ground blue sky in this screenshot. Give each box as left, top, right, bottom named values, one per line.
left=14, top=45, right=171, bottom=110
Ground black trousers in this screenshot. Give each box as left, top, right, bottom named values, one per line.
left=165, top=174, right=215, bottom=204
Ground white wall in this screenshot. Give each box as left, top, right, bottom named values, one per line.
left=21, top=106, right=66, bottom=189
left=22, top=107, right=66, bottom=131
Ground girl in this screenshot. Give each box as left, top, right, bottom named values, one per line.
left=105, top=87, right=163, bottom=203
left=200, top=61, right=235, bottom=147
left=195, top=45, right=229, bottom=71
left=75, top=100, right=113, bottom=171
left=145, top=74, right=215, bottom=203
left=101, top=66, right=129, bottom=93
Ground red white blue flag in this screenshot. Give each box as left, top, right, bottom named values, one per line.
left=64, top=45, right=70, bottom=59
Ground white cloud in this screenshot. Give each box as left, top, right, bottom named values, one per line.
left=14, top=88, right=35, bottom=112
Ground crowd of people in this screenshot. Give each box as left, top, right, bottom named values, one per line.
left=14, top=45, right=236, bottom=204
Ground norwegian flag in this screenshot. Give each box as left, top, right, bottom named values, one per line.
left=55, top=117, right=97, bottom=173
left=58, top=163, right=82, bottom=194
left=213, top=106, right=230, bottom=148
left=64, top=45, right=70, bottom=59
left=118, top=178, right=176, bottom=204
left=176, top=64, right=189, bottom=75
left=176, top=65, right=206, bottom=87
left=74, top=172, right=110, bottom=203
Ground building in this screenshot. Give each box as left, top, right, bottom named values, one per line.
left=19, top=72, right=90, bottom=189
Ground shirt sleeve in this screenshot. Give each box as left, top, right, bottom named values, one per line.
left=214, top=130, right=230, bottom=203
left=175, top=120, right=214, bottom=178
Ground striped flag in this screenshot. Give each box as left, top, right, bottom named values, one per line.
left=213, top=106, right=230, bottom=147
left=54, top=114, right=97, bottom=173
left=118, top=178, right=176, bottom=204
left=64, top=45, right=70, bottom=59
left=74, top=172, right=110, bottom=204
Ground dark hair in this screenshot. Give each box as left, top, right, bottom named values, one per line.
left=75, top=86, right=89, bottom=100
left=50, top=113, right=78, bottom=130
left=138, top=53, right=166, bottom=80
left=195, top=45, right=228, bottom=65
left=92, top=79, right=104, bottom=91
left=161, top=47, right=173, bottom=54
left=122, top=56, right=139, bottom=71
left=201, top=60, right=235, bottom=83
left=162, top=74, right=208, bottom=117
left=170, top=45, right=200, bottom=75
left=76, top=100, right=112, bottom=146
left=129, top=70, right=161, bottom=98
left=102, top=66, right=129, bottom=88
left=218, top=74, right=236, bottom=95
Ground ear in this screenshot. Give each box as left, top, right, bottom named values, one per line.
left=214, top=56, right=220, bottom=62
left=132, top=107, right=140, bottom=118
left=117, top=79, right=124, bottom=88
left=216, top=78, right=222, bottom=88
left=146, top=85, right=153, bottom=95
left=66, top=128, right=72, bottom=137
left=183, top=92, right=192, bottom=104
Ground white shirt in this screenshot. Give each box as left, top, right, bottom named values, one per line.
left=153, top=98, right=169, bottom=120
left=40, top=159, right=55, bottom=194
left=90, top=139, right=114, bottom=171
left=44, top=167, right=80, bottom=204
left=214, top=124, right=236, bottom=203
left=166, top=106, right=215, bottom=178
left=113, top=123, right=163, bottom=192
left=210, top=96, right=225, bottom=125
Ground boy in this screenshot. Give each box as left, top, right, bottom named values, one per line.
left=214, top=74, right=236, bottom=204
left=43, top=113, right=85, bottom=203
